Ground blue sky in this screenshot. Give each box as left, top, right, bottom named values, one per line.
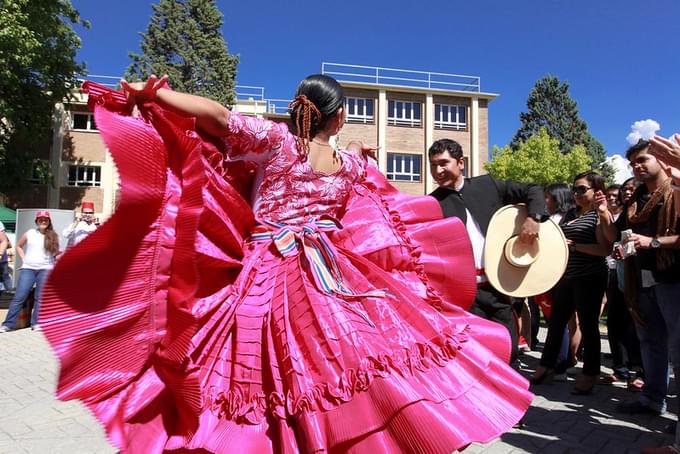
left=71, top=0, right=680, bottom=157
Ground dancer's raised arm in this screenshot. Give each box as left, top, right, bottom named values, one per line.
left=121, top=75, right=231, bottom=137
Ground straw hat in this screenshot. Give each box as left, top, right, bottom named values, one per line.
left=484, top=204, right=568, bottom=297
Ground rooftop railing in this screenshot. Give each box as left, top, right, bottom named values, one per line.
left=235, top=85, right=265, bottom=101
left=76, top=74, right=120, bottom=88
left=321, top=62, right=481, bottom=93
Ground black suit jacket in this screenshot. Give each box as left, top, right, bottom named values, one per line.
left=429, top=174, right=547, bottom=236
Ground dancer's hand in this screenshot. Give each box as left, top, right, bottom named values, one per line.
left=120, top=74, right=168, bottom=106
left=347, top=141, right=379, bottom=160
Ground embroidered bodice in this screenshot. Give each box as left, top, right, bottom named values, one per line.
left=224, top=112, right=366, bottom=224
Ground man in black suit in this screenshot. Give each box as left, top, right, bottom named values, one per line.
left=428, top=138, right=547, bottom=363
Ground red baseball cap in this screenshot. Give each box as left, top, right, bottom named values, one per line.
left=81, top=201, right=95, bottom=211
left=35, top=210, right=51, bottom=220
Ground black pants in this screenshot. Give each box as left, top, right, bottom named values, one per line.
left=605, top=270, right=642, bottom=378
left=470, top=285, right=518, bottom=363
left=528, top=297, right=541, bottom=350
left=540, top=270, right=607, bottom=376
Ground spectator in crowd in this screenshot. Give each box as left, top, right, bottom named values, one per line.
left=601, top=139, right=680, bottom=417
left=0, top=221, right=11, bottom=294
left=63, top=201, right=99, bottom=248
left=429, top=138, right=547, bottom=363
left=640, top=134, right=680, bottom=454
left=539, top=183, right=581, bottom=379
left=532, top=172, right=612, bottom=394
left=0, top=211, right=60, bottom=332
left=602, top=183, right=643, bottom=388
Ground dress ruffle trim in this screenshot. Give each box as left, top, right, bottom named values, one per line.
left=359, top=182, right=447, bottom=311
left=210, top=324, right=470, bottom=424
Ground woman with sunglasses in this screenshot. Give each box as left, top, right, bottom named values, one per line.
left=0, top=211, right=60, bottom=332
left=532, top=172, right=611, bottom=394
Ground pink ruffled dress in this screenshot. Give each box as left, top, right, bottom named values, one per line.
left=41, top=83, right=532, bottom=453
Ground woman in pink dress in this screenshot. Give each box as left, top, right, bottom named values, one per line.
left=41, top=74, right=531, bottom=453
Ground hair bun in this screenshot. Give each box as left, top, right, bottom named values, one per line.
left=289, top=95, right=322, bottom=155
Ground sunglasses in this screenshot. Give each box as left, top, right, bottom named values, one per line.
left=36, top=218, right=50, bottom=223
left=572, top=185, right=592, bottom=195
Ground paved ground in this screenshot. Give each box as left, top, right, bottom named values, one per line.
left=0, top=313, right=676, bottom=453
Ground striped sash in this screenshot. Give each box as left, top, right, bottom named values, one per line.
left=251, top=218, right=387, bottom=327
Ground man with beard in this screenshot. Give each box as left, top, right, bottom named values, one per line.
left=428, top=138, right=547, bottom=363
left=601, top=139, right=680, bottom=418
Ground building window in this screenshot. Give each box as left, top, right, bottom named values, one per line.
left=29, top=159, right=49, bottom=184
left=435, top=104, right=467, bottom=130
left=345, top=97, right=374, bottom=123
left=68, top=165, right=101, bottom=187
left=71, top=112, right=98, bottom=131
left=387, top=100, right=422, bottom=127
left=386, top=153, right=422, bottom=182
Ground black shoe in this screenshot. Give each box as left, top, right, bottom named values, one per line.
left=616, top=400, right=662, bottom=415
left=529, top=369, right=555, bottom=385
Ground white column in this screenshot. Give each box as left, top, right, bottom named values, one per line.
left=101, top=149, right=117, bottom=220
left=424, top=93, right=435, bottom=194
left=378, top=89, right=387, bottom=174
left=471, top=97, right=479, bottom=177
left=48, top=103, right=66, bottom=208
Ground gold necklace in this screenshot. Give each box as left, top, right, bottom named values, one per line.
left=310, top=139, right=338, bottom=160
left=311, top=139, right=332, bottom=147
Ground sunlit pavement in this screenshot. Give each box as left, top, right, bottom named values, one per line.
left=0, top=319, right=675, bottom=453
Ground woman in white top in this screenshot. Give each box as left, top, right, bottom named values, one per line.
left=0, top=210, right=60, bottom=331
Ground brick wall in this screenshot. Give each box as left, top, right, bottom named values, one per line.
left=391, top=181, right=425, bottom=195
left=62, top=131, right=107, bottom=163
left=386, top=125, right=425, bottom=152
left=341, top=123, right=378, bottom=148
left=59, top=187, right=104, bottom=212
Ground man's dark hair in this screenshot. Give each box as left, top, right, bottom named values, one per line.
left=625, top=139, right=650, bottom=160
left=606, top=184, right=621, bottom=192
left=428, top=138, right=463, bottom=160
left=545, top=183, right=575, bottom=215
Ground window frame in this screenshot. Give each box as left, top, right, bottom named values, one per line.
left=70, top=112, right=98, bottom=131
left=387, top=100, right=422, bottom=127
left=434, top=103, right=467, bottom=130
left=386, top=152, right=422, bottom=182
left=67, top=164, right=102, bottom=187
left=344, top=97, right=375, bottom=124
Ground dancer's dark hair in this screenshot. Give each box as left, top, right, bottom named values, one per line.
left=289, top=75, right=344, bottom=154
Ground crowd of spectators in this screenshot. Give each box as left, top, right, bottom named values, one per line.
left=520, top=136, right=680, bottom=454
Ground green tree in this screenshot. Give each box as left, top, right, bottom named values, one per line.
left=0, top=0, right=88, bottom=201
left=511, top=76, right=606, bottom=171
left=486, top=129, right=592, bottom=186
left=126, top=0, right=239, bottom=106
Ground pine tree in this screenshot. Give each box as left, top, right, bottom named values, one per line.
left=511, top=76, right=607, bottom=172
left=126, top=0, right=238, bottom=106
